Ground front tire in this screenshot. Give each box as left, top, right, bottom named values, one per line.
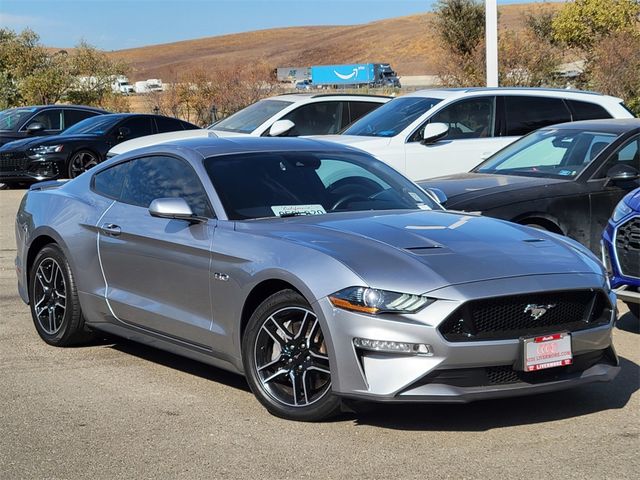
left=67, top=150, right=99, bottom=178
left=242, top=289, right=341, bottom=421
left=29, top=244, right=94, bottom=346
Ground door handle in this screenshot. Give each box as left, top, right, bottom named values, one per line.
left=101, top=223, right=121, bottom=236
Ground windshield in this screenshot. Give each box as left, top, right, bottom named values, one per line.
left=205, top=151, right=441, bottom=220
left=0, top=108, right=38, bottom=131
left=475, top=128, right=619, bottom=178
left=211, top=99, right=293, bottom=133
left=342, top=97, right=442, bottom=137
left=63, top=115, right=120, bottom=135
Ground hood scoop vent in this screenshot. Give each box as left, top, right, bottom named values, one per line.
left=405, top=245, right=444, bottom=255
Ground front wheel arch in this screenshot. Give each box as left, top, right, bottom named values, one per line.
left=514, top=215, right=564, bottom=235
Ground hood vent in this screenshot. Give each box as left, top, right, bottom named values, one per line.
left=405, top=245, right=444, bottom=255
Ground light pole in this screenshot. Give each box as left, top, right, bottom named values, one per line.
left=486, top=0, right=498, bottom=87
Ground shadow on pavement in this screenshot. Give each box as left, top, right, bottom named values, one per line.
left=352, top=355, right=639, bottom=431
left=108, top=338, right=251, bottom=392
left=616, top=310, right=639, bottom=334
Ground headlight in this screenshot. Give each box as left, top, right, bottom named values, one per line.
left=611, top=200, right=632, bottom=222
left=328, top=287, right=435, bottom=314
left=27, top=145, right=64, bottom=158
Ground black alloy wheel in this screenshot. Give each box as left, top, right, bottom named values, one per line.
left=242, top=289, right=341, bottom=421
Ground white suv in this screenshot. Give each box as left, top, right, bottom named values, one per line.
left=319, top=88, right=634, bottom=180
left=109, top=93, right=389, bottom=156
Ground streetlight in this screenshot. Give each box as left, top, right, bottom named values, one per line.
left=486, top=0, right=498, bottom=87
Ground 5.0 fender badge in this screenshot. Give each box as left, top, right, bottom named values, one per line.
left=524, top=303, right=556, bottom=320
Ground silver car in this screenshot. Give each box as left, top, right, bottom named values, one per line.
left=15, top=137, right=620, bottom=421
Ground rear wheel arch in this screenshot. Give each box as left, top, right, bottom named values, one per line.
left=26, top=235, right=57, bottom=293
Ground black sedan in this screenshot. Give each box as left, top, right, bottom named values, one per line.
left=0, top=113, right=199, bottom=184
left=0, top=105, right=108, bottom=147
left=419, top=119, right=640, bottom=253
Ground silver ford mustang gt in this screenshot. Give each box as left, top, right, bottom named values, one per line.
left=15, top=137, right=620, bottom=421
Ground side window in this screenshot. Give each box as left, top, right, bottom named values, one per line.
left=120, top=156, right=213, bottom=217
left=566, top=100, right=612, bottom=121
left=346, top=101, right=383, bottom=127
left=428, top=97, right=496, bottom=140
left=24, top=109, right=62, bottom=131
left=93, top=161, right=130, bottom=199
left=281, top=101, right=344, bottom=135
left=155, top=116, right=186, bottom=133
left=117, top=116, right=154, bottom=139
left=504, top=96, right=571, bottom=136
left=64, top=109, right=99, bottom=129
left=594, top=135, right=640, bottom=179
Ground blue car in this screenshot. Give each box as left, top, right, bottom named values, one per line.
left=602, top=187, right=640, bottom=318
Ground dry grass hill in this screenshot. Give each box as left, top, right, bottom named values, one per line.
left=108, top=2, right=561, bottom=81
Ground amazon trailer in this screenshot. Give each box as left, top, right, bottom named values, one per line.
left=276, top=67, right=311, bottom=83
left=309, top=63, right=400, bottom=88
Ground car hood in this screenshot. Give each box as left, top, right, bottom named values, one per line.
left=418, top=173, right=569, bottom=208
left=238, top=210, right=603, bottom=295
left=0, top=133, right=98, bottom=151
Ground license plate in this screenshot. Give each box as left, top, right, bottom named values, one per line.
left=523, top=333, right=572, bottom=372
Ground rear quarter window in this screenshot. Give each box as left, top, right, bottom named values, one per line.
left=566, top=100, right=612, bottom=121
left=92, top=161, right=130, bottom=200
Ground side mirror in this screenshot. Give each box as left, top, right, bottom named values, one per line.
left=604, top=164, right=640, bottom=187
left=425, top=187, right=448, bottom=205
left=268, top=119, right=295, bottom=137
left=148, top=197, right=206, bottom=224
left=26, top=122, right=46, bottom=133
left=116, top=126, right=131, bottom=140
left=421, top=123, right=449, bottom=145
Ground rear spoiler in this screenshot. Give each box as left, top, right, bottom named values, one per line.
left=29, top=179, right=70, bottom=191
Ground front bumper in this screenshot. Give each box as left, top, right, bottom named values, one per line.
left=0, top=151, right=66, bottom=182
left=316, top=273, right=619, bottom=403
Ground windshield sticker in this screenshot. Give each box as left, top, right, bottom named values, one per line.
left=558, top=169, right=575, bottom=176
left=271, top=205, right=326, bottom=217
left=417, top=204, right=432, bottom=210
left=408, top=192, right=423, bottom=202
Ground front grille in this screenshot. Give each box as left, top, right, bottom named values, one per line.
left=0, top=152, right=28, bottom=173
left=616, top=216, right=640, bottom=278
left=438, top=289, right=611, bottom=342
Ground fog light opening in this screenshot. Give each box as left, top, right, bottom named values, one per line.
left=353, top=337, right=433, bottom=356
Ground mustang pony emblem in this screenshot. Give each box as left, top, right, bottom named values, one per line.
left=524, top=303, right=557, bottom=320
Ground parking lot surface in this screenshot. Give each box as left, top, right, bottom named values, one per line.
left=0, top=188, right=638, bottom=479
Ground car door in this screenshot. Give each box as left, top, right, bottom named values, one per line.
left=279, top=101, right=345, bottom=136
left=96, top=155, right=216, bottom=346
left=108, top=116, right=155, bottom=149
left=403, top=96, right=507, bottom=179
left=587, top=134, right=640, bottom=250
left=22, top=108, right=63, bottom=136
left=62, top=109, right=101, bottom=129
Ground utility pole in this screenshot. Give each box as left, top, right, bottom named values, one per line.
left=486, top=0, right=498, bottom=87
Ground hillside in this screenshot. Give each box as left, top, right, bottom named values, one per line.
left=108, top=2, right=562, bottom=81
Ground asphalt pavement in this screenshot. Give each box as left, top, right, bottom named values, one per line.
left=0, top=188, right=638, bottom=479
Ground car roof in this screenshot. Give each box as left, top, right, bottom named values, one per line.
left=8, top=104, right=108, bottom=113
left=120, top=136, right=358, bottom=160
left=266, top=93, right=391, bottom=102
left=541, top=118, right=640, bottom=133
left=403, top=87, right=623, bottom=102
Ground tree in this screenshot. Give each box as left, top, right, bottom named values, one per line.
left=590, top=32, right=640, bottom=114
left=432, top=0, right=485, bottom=57
left=552, top=0, right=640, bottom=51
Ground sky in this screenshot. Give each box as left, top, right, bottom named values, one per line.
left=1, top=0, right=553, bottom=51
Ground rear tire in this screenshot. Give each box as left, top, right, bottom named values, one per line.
left=29, top=244, right=94, bottom=346
left=242, top=289, right=341, bottom=421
